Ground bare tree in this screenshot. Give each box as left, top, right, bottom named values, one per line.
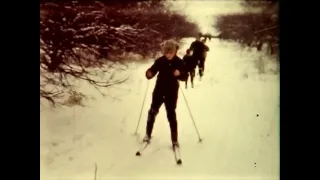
left=40, top=1, right=199, bottom=107
left=214, top=0, right=278, bottom=55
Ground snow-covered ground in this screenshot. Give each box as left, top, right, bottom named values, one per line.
left=40, top=1, right=279, bottom=180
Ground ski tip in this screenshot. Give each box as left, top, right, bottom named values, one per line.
left=135, top=151, right=141, bottom=156
left=176, top=159, right=182, bottom=165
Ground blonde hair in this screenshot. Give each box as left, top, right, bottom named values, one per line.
left=161, top=39, right=179, bottom=54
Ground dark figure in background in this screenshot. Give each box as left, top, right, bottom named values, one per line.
left=183, top=49, right=198, bottom=89
left=144, top=39, right=187, bottom=148
left=200, top=38, right=209, bottom=74
left=189, top=36, right=209, bottom=80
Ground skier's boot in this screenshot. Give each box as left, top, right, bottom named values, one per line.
left=143, top=134, right=151, bottom=143
left=172, top=141, right=180, bottom=149
left=191, top=83, right=194, bottom=88
left=199, top=69, right=203, bottom=81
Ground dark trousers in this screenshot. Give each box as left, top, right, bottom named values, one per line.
left=198, top=59, right=205, bottom=77
left=146, top=91, right=178, bottom=142
left=192, top=54, right=205, bottom=77
left=185, top=68, right=195, bottom=87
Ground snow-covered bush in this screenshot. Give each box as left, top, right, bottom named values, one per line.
left=214, top=0, right=278, bottom=55
left=40, top=0, right=199, bottom=106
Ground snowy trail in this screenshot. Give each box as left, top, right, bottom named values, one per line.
left=40, top=38, right=279, bottom=180
left=40, top=2, right=279, bottom=180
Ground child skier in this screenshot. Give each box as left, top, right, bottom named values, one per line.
left=182, top=49, right=197, bottom=89
left=144, top=39, right=187, bottom=148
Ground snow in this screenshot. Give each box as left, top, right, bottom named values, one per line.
left=40, top=1, right=279, bottom=180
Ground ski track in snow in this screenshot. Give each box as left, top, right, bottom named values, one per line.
left=40, top=2, right=279, bottom=180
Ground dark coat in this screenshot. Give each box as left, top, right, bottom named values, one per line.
left=183, top=54, right=198, bottom=71
left=146, top=55, right=187, bottom=97
left=189, top=40, right=209, bottom=60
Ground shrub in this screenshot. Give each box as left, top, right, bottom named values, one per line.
left=214, top=0, right=278, bottom=55
left=40, top=0, right=199, bottom=106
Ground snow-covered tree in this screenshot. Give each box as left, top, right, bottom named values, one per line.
left=40, top=1, right=199, bottom=106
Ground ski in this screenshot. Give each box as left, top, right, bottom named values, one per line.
left=135, top=140, right=150, bottom=156
left=172, top=145, right=182, bottom=165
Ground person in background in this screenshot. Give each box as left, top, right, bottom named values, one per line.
left=182, top=49, right=197, bottom=89
left=200, top=38, right=210, bottom=77
left=189, top=36, right=209, bottom=80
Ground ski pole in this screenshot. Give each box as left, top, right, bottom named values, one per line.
left=180, top=87, right=203, bottom=142
left=134, top=80, right=150, bottom=135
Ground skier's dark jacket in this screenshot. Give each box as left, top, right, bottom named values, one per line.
left=189, top=40, right=209, bottom=58
left=183, top=54, right=197, bottom=71
left=146, top=55, right=187, bottom=96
